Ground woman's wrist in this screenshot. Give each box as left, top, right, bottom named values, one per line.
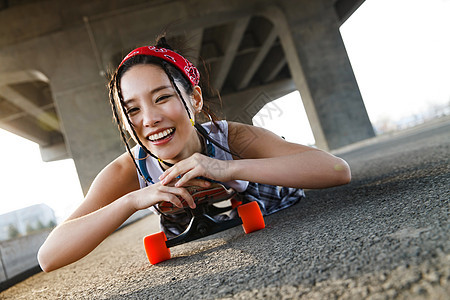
left=227, top=159, right=249, bottom=182
left=120, top=191, right=140, bottom=214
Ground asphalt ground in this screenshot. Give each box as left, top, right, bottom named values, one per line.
left=1, top=117, right=449, bottom=299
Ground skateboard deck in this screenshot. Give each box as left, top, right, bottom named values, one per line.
left=157, top=182, right=239, bottom=214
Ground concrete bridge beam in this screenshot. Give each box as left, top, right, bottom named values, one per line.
left=273, top=0, right=375, bottom=150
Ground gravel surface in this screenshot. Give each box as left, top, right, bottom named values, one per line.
left=1, top=118, right=448, bottom=299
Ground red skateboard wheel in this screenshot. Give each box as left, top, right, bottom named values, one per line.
left=143, top=231, right=171, bottom=264
left=237, top=201, right=265, bottom=234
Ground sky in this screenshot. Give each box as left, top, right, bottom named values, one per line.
left=0, top=135, right=84, bottom=222
left=1, top=0, right=449, bottom=221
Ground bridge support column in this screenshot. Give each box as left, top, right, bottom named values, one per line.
left=269, top=1, right=375, bottom=150
left=45, top=27, right=124, bottom=195
left=53, top=82, right=123, bottom=194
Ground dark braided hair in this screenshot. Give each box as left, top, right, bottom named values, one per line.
left=108, top=36, right=238, bottom=185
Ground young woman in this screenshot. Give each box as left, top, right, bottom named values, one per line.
left=37, top=36, right=351, bottom=272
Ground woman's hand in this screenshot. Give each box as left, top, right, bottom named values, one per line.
left=159, top=153, right=233, bottom=187
left=131, top=180, right=199, bottom=210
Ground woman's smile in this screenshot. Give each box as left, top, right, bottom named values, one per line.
left=147, top=128, right=176, bottom=145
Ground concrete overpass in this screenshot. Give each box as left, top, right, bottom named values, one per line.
left=0, top=0, right=374, bottom=193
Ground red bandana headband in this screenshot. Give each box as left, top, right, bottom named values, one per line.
left=119, top=46, right=200, bottom=86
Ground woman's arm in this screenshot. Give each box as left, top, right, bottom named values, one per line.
left=37, top=152, right=197, bottom=272
left=226, top=121, right=351, bottom=189
left=37, top=153, right=140, bottom=272
left=160, top=121, right=350, bottom=189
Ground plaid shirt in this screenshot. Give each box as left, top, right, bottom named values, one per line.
left=243, top=182, right=305, bottom=215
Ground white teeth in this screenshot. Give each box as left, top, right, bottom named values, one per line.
left=148, top=128, right=174, bottom=141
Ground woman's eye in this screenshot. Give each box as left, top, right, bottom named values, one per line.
left=156, top=95, right=172, bottom=103
left=126, top=107, right=139, bottom=115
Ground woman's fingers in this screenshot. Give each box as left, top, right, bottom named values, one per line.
left=159, top=154, right=211, bottom=185
left=133, top=182, right=197, bottom=211
left=159, top=185, right=196, bottom=209
left=162, top=193, right=183, bottom=208
left=184, top=178, right=211, bottom=188
left=159, top=165, right=186, bottom=185
left=174, top=169, right=203, bottom=187
left=158, top=154, right=199, bottom=182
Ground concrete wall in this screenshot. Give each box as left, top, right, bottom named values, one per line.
left=0, top=230, right=49, bottom=282
left=0, top=209, right=151, bottom=290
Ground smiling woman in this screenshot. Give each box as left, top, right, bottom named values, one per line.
left=1, top=0, right=447, bottom=276
left=36, top=34, right=350, bottom=272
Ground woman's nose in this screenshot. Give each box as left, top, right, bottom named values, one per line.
left=142, top=108, right=162, bottom=127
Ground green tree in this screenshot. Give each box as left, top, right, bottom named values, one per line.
left=26, top=223, right=35, bottom=234
left=8, top=224, right=20, bottom=239
left=36, top=220, right=45, bottom=230
left=47, top=220, right=57, bottom=229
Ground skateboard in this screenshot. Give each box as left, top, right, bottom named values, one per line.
left=143, top=182, right=265, bottom=264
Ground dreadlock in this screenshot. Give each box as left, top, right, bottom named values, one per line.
left=108, top=73, right=151, bottom=183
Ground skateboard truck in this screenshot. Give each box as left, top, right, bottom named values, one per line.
left=165, top=201, right=243, bottom=248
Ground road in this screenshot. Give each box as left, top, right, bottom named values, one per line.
left=1, top=117, right=449, bottom=299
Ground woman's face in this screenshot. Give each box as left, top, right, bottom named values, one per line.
left=120, top=64, right=202, bottom=163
